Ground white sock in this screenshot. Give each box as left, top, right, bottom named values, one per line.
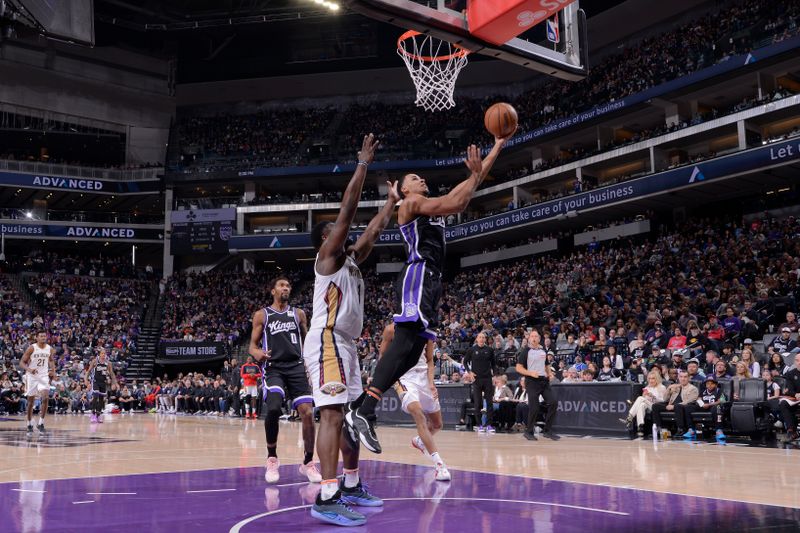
left=245, top=405, right=251, bottom=414
left=38, top=417, right=44, bottom=426
left=321, top=479, right=339, bottom=501
left=430, top=452, right=443, bottom=466
left=343, top=468, right=359, bottom=488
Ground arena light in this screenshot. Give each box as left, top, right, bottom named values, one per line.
left=25, top=211, right=33, bottom=218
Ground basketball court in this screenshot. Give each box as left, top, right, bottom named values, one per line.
left=1, top=414, right=799, bottom=532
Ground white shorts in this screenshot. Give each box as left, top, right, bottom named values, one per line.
left=25, top=374, right=50, bottom=396
left=398, top=373, right=440, bottom=415
left=244, top=385, right=258, bottom=397
left=303, top=329, right=362, bottom=408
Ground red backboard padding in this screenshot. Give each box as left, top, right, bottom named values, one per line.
left=467, top=0, right=576, bottom=46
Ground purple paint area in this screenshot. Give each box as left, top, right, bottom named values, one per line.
left=1, top=461, right=798, bottom=532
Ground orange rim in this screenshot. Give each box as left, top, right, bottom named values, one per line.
left=397, top=30, right=470, bottom=62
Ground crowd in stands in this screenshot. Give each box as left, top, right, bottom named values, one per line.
left=0, top=254, right=150, bottom=412
left=172, top=1, right=800, bottom=173
left=159, top=269, right=310, bottom=350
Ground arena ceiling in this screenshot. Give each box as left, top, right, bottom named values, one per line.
left=92, top=0, right=628, bottom=83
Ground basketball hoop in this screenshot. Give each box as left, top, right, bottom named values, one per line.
left=397, top=30, right=469, bottom=112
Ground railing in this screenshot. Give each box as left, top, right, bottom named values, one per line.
left=0, top=159, right=163, bottom=181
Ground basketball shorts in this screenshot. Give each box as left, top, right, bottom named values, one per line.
left=25, top=374, right=49, bottom=396
left=397, top=372, right=440, bottom=415
left=303, top=328, right=363, bottom=408
left=91, top=384, right=107, bottom=397
left=262, top=361, right=313, bottom=409
left=393, top=261, right=442, bottom=340
left=243, top=385, right=259, bottom=397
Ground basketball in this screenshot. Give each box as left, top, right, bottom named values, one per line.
left=484, top=102, right=518, bottom=138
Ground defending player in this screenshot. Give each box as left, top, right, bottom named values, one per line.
left=381, top=323, right=450, bottom=481
left=240, top=356, right=262, bottom=419
left=85, top=347, right=117, bottom=423
left=304, top=134, right=400, bottom=526
left=249, top=277, right=320, bottom=484
left=346, top=131, right=514, bottom=453
left=19, top=331, right=55, bottom=436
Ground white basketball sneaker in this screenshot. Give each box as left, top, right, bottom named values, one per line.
left=411, top=435, right=428, bottom=455
left=434, top=462, right=451, bottom=482
left=264, top=457, right=280, bottom=483
left=299, top=461, right=322, bottom=483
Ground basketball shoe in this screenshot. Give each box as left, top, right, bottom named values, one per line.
left=411, top=435, right=428, bottom=455
left=311, top=492, right=366, bottom=527
left=264, top=457, right=280, bottom=483
left=299, top=462, right=322, bottom=483
left=340, top=480, right=383, bottom=507
left=344, top=410, right=381, bottom=454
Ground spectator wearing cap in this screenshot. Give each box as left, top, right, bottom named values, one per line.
left=652, top=370, right=699, bottom=437
left=768, top=327, right=797, bottom=355
left=678, top=374, right=727, bottom=441
left=686, top=358, right=705, bottom=386
left=671, top=350, right=686, bottom=371
left=685, top=322, right=708, bottom=358
left=561, top=367, right=580, bottom=383
left=778, top=353, right=800, bottom=442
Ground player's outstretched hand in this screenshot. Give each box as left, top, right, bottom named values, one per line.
left=386, top=180, right=400, bottom=204
left=495, top=124, right=518, bottom=146
left=358, top=133, right=380, bottom=164
left=464, top=144, right=482, bottom=175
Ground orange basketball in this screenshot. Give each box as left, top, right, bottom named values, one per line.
left=484, top=102, right=518, bottom=138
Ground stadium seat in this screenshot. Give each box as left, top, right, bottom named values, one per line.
left=730, top=379, right=771, bottom=434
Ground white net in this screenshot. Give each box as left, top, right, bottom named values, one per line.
left=397, top=31, right=469, bottom=112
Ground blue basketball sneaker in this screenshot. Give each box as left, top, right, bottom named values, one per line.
left=682, top=429, right=696, bottom=440
left=340, top=481, right=384, bottom=507
left=311, top=493, right=366, bottom=527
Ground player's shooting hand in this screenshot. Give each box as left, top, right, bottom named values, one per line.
left=464, top=144, right=482, bottom=175
left=386, top=180, right=400, bottom=204
left=495, top=124, right=518, bottom=146
left=358, top=133, right=380, bottom=164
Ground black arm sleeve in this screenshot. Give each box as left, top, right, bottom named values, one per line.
left=463, top=347, right=473, bottom=373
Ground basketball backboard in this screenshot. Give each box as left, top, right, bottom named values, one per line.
left=343, top=0, right=587, bottom=80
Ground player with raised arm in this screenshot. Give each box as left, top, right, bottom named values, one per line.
left=249, top=277, right=318, bottom=484
left=381, top=323, right=450, bottom=481
left=85, top=347, right=117, bottom=424
left=345, top=131, right=515, bottom=453
left=304, top=134, right=401, bottom=526
left=19, top=331, right=55, bottom=436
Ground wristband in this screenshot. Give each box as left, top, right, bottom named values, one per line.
left=357, top=161, right=369, bottom=167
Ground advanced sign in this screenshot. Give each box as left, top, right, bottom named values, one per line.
left=0, top=221, right=162, bottom=241
left=0, top=171, right=161, bottom=194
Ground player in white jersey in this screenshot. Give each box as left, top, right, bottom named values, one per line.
left=381, top=323, right=450, bottom=481
left=19, top=331, right=55, bottom=436
left=304, top=134, right=400, bottom=527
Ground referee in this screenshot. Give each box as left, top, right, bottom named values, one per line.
left=516, top=329, right=560, bottom=441
left=463, top=332, right=496, bottom=432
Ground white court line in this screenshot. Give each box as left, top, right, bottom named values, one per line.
left=86, top=492, right=137, bottom=495
left=11, top=488, right=46, bottom=493
left=186, top=488, right=237, bottom=493
left=228, top=496, right=629, bottom=532
left=72, top=500, right=94, bottom=505
left=274, top=482, right=307, bottom=488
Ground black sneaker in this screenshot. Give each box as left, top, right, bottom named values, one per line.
left=37, top=424, right=46, bottom=434
left=311, top=492, right=366, bottom=527
left=341, top=418, right=360, bottom=451
left=523, top=432, right=537, bottom=441
left=344, top=410, right=382, bottom=454
left=541, top=431, right=560, bottom=441
left=340, top=481, right=383, bottom=507
left=26, top=425, right=33, bottom=437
